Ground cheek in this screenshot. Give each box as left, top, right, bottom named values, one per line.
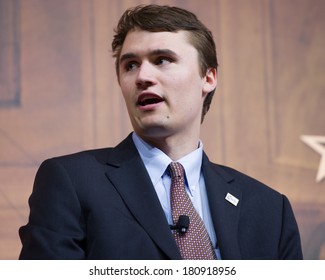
left=179, top=66, right=203, bottom=87
left=175, top=74, right=205, bottom=103
left=119, top=80, right=133, bottom=101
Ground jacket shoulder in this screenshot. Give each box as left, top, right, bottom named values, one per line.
left=42, top=133, right=136, bottom=167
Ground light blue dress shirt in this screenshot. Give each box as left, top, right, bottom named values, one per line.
left=132, top=132, right=220, bottom=259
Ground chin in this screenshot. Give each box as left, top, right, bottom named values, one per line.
left=135, top=124, right=172, bottom=138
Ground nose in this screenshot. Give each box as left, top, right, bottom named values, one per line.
left=135, top=61, right=156, bottom=90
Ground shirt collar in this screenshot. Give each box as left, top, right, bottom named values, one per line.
left=132, top=132, right=203, bottom=192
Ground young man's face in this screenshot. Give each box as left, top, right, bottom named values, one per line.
left=118, top=29, right=216, bottom=141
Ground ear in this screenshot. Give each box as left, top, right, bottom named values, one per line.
left=202, top=68, right=217, bottom=98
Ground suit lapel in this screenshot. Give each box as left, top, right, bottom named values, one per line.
left=105, top=135, right=181, bottom=259
left=202, top=154, right=242, bottom=260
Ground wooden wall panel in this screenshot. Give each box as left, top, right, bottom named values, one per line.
left=0, top=0, right=324, bottom=259
left=264, top=0, right=325, bottom=259
left=0, top=0, right=86, bottom=259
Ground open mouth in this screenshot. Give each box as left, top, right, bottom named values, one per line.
left=137, top=93, right=164, bottom=106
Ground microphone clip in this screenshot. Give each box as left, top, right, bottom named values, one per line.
left=170, top=215, right=190, bottom=234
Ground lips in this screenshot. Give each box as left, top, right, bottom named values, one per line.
left=137, top=93, right=164, bottom=107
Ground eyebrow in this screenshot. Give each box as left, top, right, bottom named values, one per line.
left=119, top=49, right=178, bottom=64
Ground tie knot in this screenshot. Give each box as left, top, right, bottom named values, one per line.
left=169, top=162, right=185, bottom=179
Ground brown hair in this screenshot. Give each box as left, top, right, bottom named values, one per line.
left=112, top=4, right=218, bottom=122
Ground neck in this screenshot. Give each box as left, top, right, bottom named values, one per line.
left=137, top=131, right=201, bottom=161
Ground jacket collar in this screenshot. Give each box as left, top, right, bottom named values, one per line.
left=105, top=134, right=181, bottom=259
left=202, top=153, right=242, bottom=259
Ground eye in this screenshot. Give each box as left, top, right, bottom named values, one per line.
left=155, top=57, right=173, bottom=66
left=124, top=61, right=139, bottom=72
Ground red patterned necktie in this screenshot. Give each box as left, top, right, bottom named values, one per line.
left=169, top=162, right=216, bottom=260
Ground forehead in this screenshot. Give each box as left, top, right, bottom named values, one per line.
left=120, top=29, right=195, bottom=56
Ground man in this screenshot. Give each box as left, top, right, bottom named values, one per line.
left=19, top=4, right=303, bottom=259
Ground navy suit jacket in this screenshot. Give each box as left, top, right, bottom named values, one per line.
left=19, top=134, right=303, bottom=259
